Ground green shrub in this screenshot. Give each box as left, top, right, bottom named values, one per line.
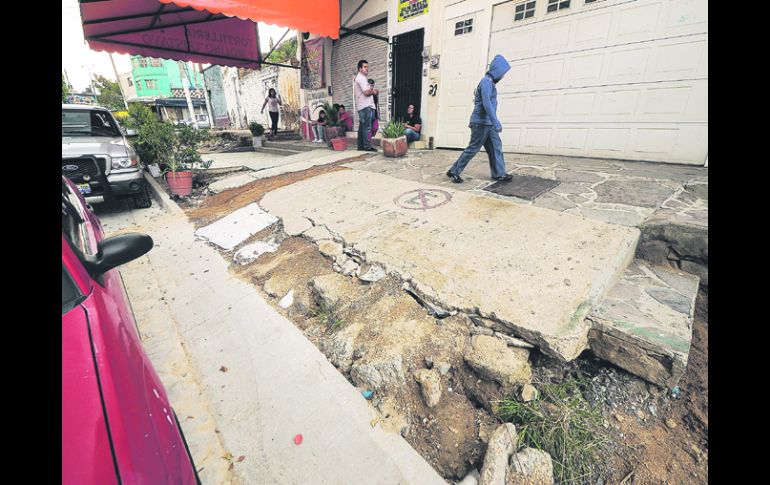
left=381, top=120, right=405, bottom=139
left=321, top=102, right=340, bottom=127
left=124, top=104, right=211, bottom=174
left=248, top=122, right=265, bottom=136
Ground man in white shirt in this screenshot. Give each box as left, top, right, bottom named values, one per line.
left=354, top=59, right=379, bottom=152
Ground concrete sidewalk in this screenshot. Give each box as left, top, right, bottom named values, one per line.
left=99, top=203, right=447, bottom=485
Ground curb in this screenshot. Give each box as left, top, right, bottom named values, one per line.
left=143, top=171, right=185, bottom=217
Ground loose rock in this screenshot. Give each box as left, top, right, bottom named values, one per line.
left=464, top=335, right=532, bottom=389
left=414, top=368, right=442, bottom=408
left=521, top=384, right=538, bottom=402
left=478, top=423, right=517, bottom=485
left=507, top=447, right=554, bottom=485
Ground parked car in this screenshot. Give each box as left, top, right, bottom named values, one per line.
left=61, top=176, right=198, bottom=484
left=62, top=104, right=152, bottom=209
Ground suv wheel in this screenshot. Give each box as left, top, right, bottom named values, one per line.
left=133, top=184, right=152, bottom=209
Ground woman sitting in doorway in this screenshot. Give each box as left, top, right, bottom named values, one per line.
left=312, top=109, right=327, bottom=143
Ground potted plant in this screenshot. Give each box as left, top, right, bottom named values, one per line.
left=164, top=124, right=213, bottom=196
left=249, top=121, right=265, bottom=148
left=381, top=120, right=408, bottom=157
left=321, top=102, right=344, bottom=148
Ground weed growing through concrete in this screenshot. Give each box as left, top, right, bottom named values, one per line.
left=496, top=379, right=606, bottom=484
left=309, top=301, right=344, bottom=332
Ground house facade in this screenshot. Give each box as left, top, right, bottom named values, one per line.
left=327, top=0, right=707, bottom=164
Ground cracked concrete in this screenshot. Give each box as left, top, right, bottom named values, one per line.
left=259, top=169, right=640, bottom=361
left=587, top=261, right=699, bottom=387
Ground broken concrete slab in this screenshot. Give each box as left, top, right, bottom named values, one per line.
left=317, top=240, right=345, bottom=261
left=260, top=170, right=640, bottom=361
left=194, top=203, right=278, bottom=251
left=233, top=240, right=279, bottom=265
left=464, top=335, right=532, bottom=388
left=309, top=273, right=367, bottom=312
left=587, top=261, right=699, bottom=387
left=359, top=264, right=387, bottom=283
left=350, top=354, right=406, bottom=391
left=304, top=224, right=335, bottom=241
left=208, top=172, right=256, bottom=193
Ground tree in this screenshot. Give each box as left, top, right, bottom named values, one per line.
left=92, top=75, right=125, bottom=110
left=265, top=37, right=297, bottom=64
left=62, top=74, right=69, bottom=103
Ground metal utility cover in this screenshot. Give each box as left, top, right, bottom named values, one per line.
left=484, top=174, right=560, bottom=200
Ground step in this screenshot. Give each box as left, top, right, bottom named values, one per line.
left=346, top=136, right=381, bottom=147
left=253, top=146, right=304, bottom=157
left=263, top=141, right=317, bottom=152
left=587, top=260, right=699, bottom=388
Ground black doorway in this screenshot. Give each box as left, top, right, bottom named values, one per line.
left=391, top=28, right=424, bottom=122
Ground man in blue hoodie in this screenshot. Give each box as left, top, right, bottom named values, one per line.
left=446, top=55, right=512, bottom=183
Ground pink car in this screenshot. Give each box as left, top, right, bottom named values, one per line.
left=61, top=177, right=198, bottom=484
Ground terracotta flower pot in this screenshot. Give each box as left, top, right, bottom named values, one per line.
left=382, top=136, right=408, bottom=157
left=324, top=126, right=342, bottom=147
left=331, top=137, right=348, bottom=151
left=165, top=171, right=193, bottom=196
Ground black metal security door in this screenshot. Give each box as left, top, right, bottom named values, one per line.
left=391, top=28, right=424, bottom=122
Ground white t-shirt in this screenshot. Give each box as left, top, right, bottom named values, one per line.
left=354, top=72, right=375, bottom=111
left=265, top=95, right=281, bottom=112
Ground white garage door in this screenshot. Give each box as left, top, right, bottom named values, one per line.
left=483, top=0, right=707, bottom=165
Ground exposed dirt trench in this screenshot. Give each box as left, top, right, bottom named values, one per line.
left=181, top=167, right=708, bottom=484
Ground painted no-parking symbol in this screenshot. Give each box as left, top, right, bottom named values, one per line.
left=394, top=189, right=453, bottom=210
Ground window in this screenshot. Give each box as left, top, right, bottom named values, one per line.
left=61, top=181, right=94, bottom=255
left=61, top=109, right=121, bottom=137
left=150, top=58, right=162, bottom=67
left=62, top=265, right=84, bottom=314
left=145, top=79, right=157, bottom=90
left=515, top=1, right=537, bottom=21
left=454, top=18, right=473, bottom=36
left=127, top=78, right=133, bottom=87
left=585, top=0, right=600, bottom=3
left=547, top=0, right=570, bottom=12
left=138, top=58, right=148, bottom=68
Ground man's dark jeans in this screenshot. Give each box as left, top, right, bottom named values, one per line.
left=357, top=107, right=375, bottom=150
left=448, top=123, right=506, bottom=178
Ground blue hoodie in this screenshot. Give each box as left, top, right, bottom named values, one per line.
left=469, top=55, right=511, bottom=130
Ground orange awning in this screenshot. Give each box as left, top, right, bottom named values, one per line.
left=80, top=0, right=339, bottom=70
left=161, top=0, right=340, bottom=39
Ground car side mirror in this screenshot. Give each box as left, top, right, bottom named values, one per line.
left=83, top=233, right=153, bottom=278
left=126, top=128, right=138, bottom=137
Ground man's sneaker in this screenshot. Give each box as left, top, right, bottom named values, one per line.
left=494, top=174, right=513, bottom=182
left=446, top=171, right=463, bottom=183
left=364, top=147, right=377, bottom=152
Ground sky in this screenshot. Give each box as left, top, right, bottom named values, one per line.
left=62, top=0, right=295, bottom=92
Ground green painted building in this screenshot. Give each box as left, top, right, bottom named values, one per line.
left=131, top=56, right=205, bottom=98
left=130, top=56, right=209, bottom=125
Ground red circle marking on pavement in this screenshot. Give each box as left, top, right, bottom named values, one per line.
left=394, top=189, right=453, bottom=210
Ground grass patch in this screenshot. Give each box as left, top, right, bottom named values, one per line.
left=495, top=379, right=606, bottom=484
left=309, top=300, right=344, bottom=332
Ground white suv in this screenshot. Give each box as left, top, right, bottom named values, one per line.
left=61, top=104, right=151, bottom=208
